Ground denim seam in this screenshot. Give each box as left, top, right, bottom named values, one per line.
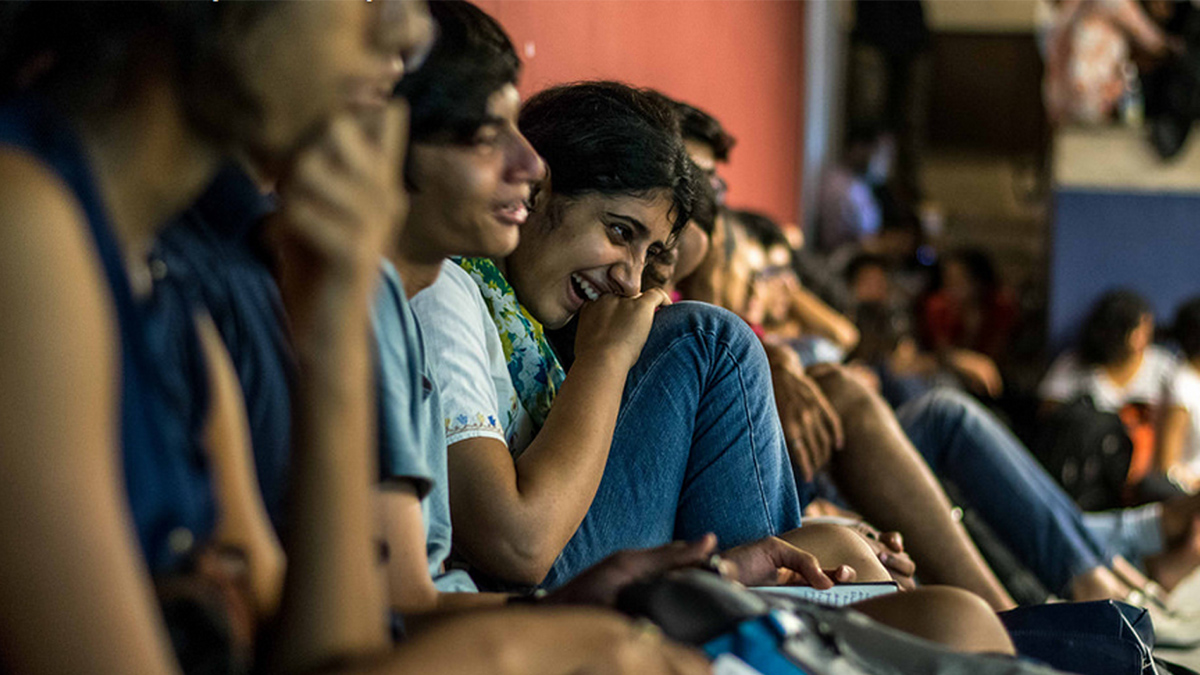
left=613, top=324, right=778, bottom=536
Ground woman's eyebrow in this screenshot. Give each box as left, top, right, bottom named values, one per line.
left=605, top=212, right=649, bottom=238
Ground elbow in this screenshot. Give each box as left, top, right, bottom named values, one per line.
left=391, top=579, right=440, bottom=617
left=465, top=531, right=558, bottom=586
left=495, top=540, right=557, bottom=586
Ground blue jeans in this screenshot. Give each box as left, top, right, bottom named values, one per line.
left=542, top=302, right=803, bottom=588
left=897, top=388, right=1110, bottom=596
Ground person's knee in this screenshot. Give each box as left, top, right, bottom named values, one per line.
left=855, top=586, right=1014, bottom=654
left=779, top=523, right=890, bottom=581
left=901, top=586, right=1014, bottom=654
left=645, top=301, right=768, bottom=376
left=663, top=301, right=754, bottom=339
left=917, top=388, right=976, bottom=424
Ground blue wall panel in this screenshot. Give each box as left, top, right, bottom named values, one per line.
left=1050, top=189, right=1200, bottom=352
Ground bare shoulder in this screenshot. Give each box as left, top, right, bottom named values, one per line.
left=0, top=144, right=116, bottom=464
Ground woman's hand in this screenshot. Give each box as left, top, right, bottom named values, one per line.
left=269, top=103, right=407, bottom=356
left=948, top=349, right=1003, bottom=399
left=850, top=522, right=916, bottom=591
left=574, top=288, right=672, bottom=371
left=762, top=342, right=844, bottom=482
left=544, top=536, right=719, bottom=607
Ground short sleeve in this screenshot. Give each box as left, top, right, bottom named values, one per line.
left=1040, top=352, right=1085, bottom=403
left=1146, top=347, right=1183, bottom=407
left=411, top=262, right=508, bottom=447
left=373, top=263, right=433, bottom=495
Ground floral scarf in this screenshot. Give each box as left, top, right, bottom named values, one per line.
left=456, top=257, right=565, bottom=429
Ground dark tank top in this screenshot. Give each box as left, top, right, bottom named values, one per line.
left=0, top=97, right=216, bottom=573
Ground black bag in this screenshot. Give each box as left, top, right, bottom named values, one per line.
left=1033, top=395, right=1133, bottom=511
left=1001, top=600, right=1199, bottom=675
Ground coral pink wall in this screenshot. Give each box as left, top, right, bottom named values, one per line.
left=475, top=0, right=807, bottom=225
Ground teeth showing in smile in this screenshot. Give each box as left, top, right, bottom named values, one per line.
left=571, top=273, right=601, bottom=301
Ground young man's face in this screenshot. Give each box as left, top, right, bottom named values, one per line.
left=225, top=1, right=433, bottom=164
left=403, top=84, right=544, bottom=262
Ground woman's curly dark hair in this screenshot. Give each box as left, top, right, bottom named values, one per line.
left=519, top=81, right=696, bottom=235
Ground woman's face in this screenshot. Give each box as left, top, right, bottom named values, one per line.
left=1129, top=313, right=1155, bottom=354
left=228, top=1, right=432, bottom=163
left=505, top=190, right=675, bottom=328
left=404, top=84, right=544, bottom=261
left=672, top=221, right=711, bottom=284
left=943, top=259, right=976, bottom=303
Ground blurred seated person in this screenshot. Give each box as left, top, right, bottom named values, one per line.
left=921, top=249, right=1017, bottom=363
left=672, top=100, right=733, bottom=307
left=728, top=208, right=860, bottom=364
left=1041, top=289, right=1187, bottom=502
left=814, top=124, right=892, bottom=254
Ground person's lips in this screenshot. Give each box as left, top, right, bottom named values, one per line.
left=493, top=200, right=529, bottom=227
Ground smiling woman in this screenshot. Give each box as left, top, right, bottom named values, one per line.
left=412, top=80, right=810, bottom=589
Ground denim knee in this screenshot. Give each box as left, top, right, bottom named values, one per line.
left=899, top=387, right=974, bottom=430
left=650, top=302, right=758, bottom=346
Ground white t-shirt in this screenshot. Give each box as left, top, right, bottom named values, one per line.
left=411, top=261, right=535, bottom=457
left=1170, top=365, right=1200, bottom=475
left=1039, top=345, right=1180, bottom=412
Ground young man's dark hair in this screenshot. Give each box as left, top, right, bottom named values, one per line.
left=730, top=208, right=790, bottom=253
left=675, top=100, right=736, bottom=162
left=1173, top=297, right=1200, bottom=359
left=1078, top=289, right=1153, bottom=366
left=397, top=0, right=520, bottom=145
left=689, top=167, right=718, bottom=236
left=520, top=81, right=696, bottom=234
left=0, top=2, right=273, bottom=146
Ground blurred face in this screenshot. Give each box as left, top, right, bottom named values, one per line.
left=228, top=1, right=433, bottom=164
left=506, top=191, right=675, bottom=328
left=943, top=259, right=976, bottom=303
left=672, top=221, right=710, bottom=283
left=404, top=84, right=544, bottom=261
left=852, top=264, right=889, bottom=304
left=725, top=230, right=761, bottom=318
left=1129, top=313, right=1155, bottom=354
left=638, top=218, right=711, bottom=291
left=756, top=244, right=794, bottom=325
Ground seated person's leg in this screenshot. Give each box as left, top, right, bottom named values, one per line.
left=809, top=365, right=1015, bottom=610
left=777, top=524, right=1015, bottom=654
left=854, top=586, right=1016, bottom=655
left=543, top=302, right=804, bottom=587
left=898, top=388, right=1124, bottom=600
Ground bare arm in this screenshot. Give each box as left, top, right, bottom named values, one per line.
left=197, top=314, right=285, bottom=618
left=353, top=607, right=709, bottom=675
left=377, top=481, right=507, bottom=618
left=785, top=277, right=860, bottom=351
left=0, top=153, right=180, bottom=674
left=1155, top=405, right=1190, bottom=474
left=447, top=291, right=670, bottom=584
